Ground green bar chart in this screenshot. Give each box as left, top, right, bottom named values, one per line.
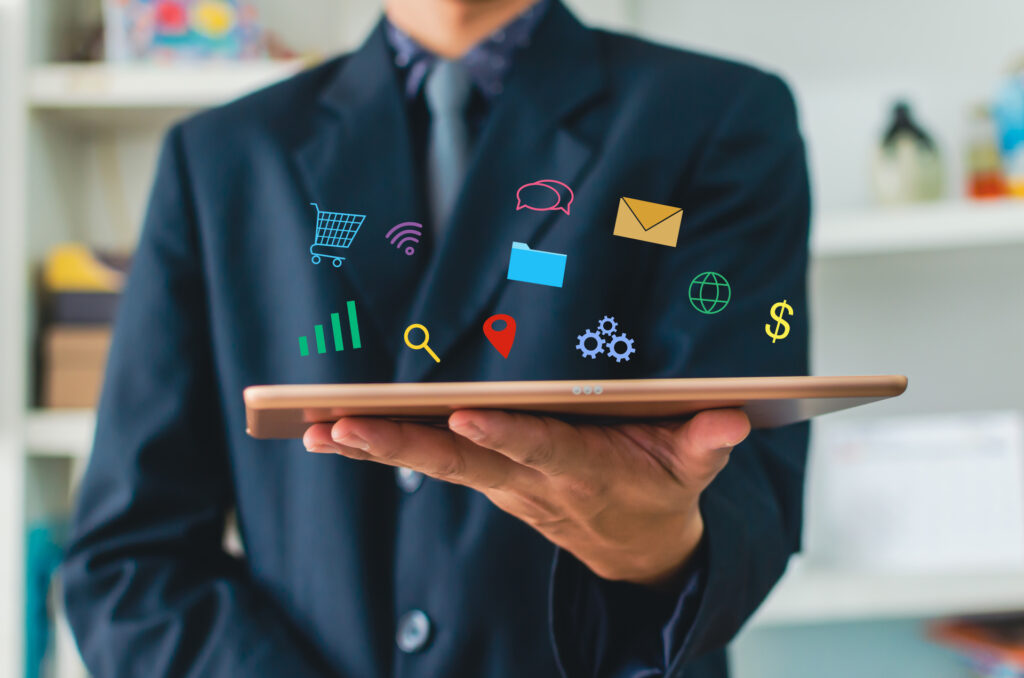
left=298, top=302, right=362, bottom=356
left=331, top=312, right=344, bottom=351
left=347, top=300, right=361, bottom=349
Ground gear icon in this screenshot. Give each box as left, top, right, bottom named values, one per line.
left=575, top=329, right=605, bottom=358
left=597, top=315, right=618, bottom=336
left=606, top=333, right=636, bottom=363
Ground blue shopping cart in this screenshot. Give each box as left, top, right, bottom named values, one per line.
left=308, top=203, right=366, bottom=268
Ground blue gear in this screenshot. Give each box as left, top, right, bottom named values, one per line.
left=575, top=329, right=605, bottom=359
left=597, top=315, right=618, bottom=336
left=606, top=333, right=636, bottom=363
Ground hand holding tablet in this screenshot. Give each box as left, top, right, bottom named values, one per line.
left=247, top=376, right=905, bottom=587
left=303, top=403, right=754, bottom=588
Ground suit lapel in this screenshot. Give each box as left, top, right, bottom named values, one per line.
left=396, top=2, right=607, bottom=382
left=292, top=23, right=427, bottom=361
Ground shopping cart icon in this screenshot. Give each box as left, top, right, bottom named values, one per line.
left=308, top=203, right=366, bottom=268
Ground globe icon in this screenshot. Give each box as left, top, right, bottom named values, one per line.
left=688, top=272, right=731, bottom=314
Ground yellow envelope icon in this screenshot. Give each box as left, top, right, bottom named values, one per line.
left=613, top=197, right=684, bottom=248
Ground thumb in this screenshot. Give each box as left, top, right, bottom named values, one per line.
left=673, top=409, right=751, bottom=481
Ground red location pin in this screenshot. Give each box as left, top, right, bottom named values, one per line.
left=483, top=314, right=516, bottom=358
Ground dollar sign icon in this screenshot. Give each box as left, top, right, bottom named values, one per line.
left=765, top=299, right=793, bottom=343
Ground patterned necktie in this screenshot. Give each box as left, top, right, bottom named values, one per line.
left=423, top=59, right=473, bottom=240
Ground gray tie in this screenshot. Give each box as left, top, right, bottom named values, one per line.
left=424, top=59, right=473, bottom=238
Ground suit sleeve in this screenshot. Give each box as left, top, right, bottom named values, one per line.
left=550, top=72, right=811, bottom=677
left=61, top=127, right=337, bottom=678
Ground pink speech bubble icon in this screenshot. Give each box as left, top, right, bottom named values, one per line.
left=515, top=179, right=574, bottom=215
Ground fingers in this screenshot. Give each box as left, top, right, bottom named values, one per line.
left=448, top=410, right=584, bottom=477
left=304, top=407, right=750, bottom=492
left=305, top=423, right=365, bottom=456
left=304, top=418, right=521, bottom=489
left=673, top=408, right=751, bottom=480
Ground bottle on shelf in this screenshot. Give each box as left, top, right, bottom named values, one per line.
left=994, top=59, right=1024, bottom=198
left=965, top=104, right=1008, bottom=200
left=871, top=100, right=945, bottom=205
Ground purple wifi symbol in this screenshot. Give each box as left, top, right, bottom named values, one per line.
left=386, top=222, right=423, bottom=256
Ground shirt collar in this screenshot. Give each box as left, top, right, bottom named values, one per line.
left=384, top=0, right=549, bottom=101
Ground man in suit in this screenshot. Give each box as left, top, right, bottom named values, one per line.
left=62, top=0, right=810, bottom=676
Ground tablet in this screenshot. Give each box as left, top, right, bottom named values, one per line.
left=243, top=375, right=907, bottom=439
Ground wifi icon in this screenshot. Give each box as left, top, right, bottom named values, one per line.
left=299, top=301, right=362, bottom=356
left=386, top=221, right=423, bottom=256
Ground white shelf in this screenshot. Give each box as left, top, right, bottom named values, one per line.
left=25, top=410, right=95, bottom=460
left=812, top=199, right=1024, bottom=257
left=752, top=558, right=1024, bottom=626
left=29, top=60, right=308, bottom=108
left=28, top=60, right=308, bottom=126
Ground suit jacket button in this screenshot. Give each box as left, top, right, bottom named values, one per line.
left=396, top=609, right=432, bottom=653
left=395, top=467, right=424, bottom=493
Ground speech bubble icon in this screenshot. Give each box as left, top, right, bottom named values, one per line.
left=515, top=179, right=574, bottom=215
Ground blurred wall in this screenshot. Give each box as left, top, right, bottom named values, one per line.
left=632, top=0, right=1024, bottom=210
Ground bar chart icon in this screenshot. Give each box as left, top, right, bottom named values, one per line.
left=299, top=301, right=362, bottom=356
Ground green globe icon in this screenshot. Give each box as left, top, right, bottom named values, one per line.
left=688, top=272, right=731, bottom=314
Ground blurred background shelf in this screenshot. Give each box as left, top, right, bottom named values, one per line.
left=754, top=559, right=1024, bottom=626
left=812, top=200, right=1024, bottom=257
left=28, top=60, right=308, bottom=126
left=25, top=410, right=95, bottom=459
left=29, top=60, right=308, bottom=108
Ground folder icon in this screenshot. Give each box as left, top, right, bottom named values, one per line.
left=613, top=197, right=684, bottom=248
left=506, top=242, right=566, bottom=288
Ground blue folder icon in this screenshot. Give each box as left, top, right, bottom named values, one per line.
left=506, top=242, right=566, bottom=288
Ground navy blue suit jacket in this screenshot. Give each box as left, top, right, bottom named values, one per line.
left=62, top=3, right=811, bottom=677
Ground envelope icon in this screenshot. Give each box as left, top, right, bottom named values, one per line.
left=613, top=197, right=684, bottom=248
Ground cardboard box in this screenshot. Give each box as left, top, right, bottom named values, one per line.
left=40, top=326, right=111, bottom=408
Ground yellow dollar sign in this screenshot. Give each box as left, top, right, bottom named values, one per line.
left=765, top=299, right=793, bottom=344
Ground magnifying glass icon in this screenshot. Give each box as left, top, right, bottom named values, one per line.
left=404, top=324, right=441, bottom=363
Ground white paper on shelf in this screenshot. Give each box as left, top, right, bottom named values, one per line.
left=803, top=411, right=1024, bottom=573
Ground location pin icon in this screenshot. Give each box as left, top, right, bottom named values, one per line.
left=483, top=314, right=516, bottom=358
